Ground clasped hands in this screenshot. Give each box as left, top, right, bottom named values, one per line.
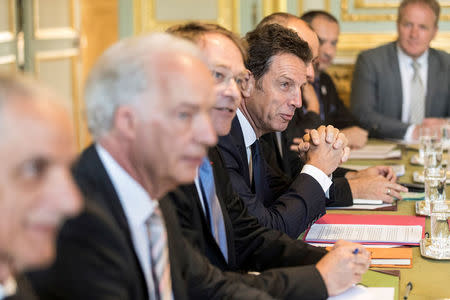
left=290, top=125, right=407, bottom=203
left=290, top=125, right=350, bottom=176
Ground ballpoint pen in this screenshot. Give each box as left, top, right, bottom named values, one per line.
left=403, top=282, right=413, bottom=300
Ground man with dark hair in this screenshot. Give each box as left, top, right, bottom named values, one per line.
left=217, top=23, right=350, bottom=239
left=351, top=0, right=449, bottom=140
left=300, top=10, right=368, bottom=148
left=168, top=22, right=370, bottom=299
left=258, top=13, right=406, bottom=209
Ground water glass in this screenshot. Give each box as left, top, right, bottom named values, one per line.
left=441, top=123, right=450, bottom=149
left=419, top=127, right=438, bottom=161
left=424, top=167, right=447, bottom=203
left=423, top=141, right=443, bottom=169
left=430, top=201, right=450, bottom=255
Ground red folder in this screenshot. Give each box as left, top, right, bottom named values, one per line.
left=304, top=214, right=426, bottom=245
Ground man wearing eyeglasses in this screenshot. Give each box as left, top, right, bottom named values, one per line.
left=167, top=22, right=370, bottom=299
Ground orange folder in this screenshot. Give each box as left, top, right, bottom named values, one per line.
left=326, top=246, right=413, bottom=268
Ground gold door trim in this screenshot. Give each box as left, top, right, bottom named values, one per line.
left=0, top=54, right=16, bottom=66
left=134, top=0, right=240, bottom=34
left=337, top=32, right=450, bottom=57
left=33, top=0, right=79, bottom=39
left=354, top=0, right=450, bottom=9
left=34, top=49, right=81, bottom=149
left=341, top=0, right=450, bottom=21
left=0, top=0, right=16, bottom=42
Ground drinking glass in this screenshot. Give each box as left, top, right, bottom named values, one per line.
left=419, top=127, right=438, bottom=162
left=424, top=167, right=447, bottom=203
left=430, top=201, right=450, bottom=257
left=424, top=140, right=443, bottom=169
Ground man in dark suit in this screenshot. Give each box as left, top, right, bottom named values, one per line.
left=168, top=22, right=371, bottom=298
left=27, top=33, right=277, bottom=299
left=351, top=0, right=449, bottom=140
left=256, top=13, right=407, bottom=204
left=216, top=23, right=353, bottom=239
left=0, top=74, right=82, bottom=299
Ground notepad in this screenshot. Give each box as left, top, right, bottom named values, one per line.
left=304, top=214, right=425, bottom=245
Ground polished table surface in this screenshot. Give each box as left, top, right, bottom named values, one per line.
left=329, top=140, right=449, bottom=300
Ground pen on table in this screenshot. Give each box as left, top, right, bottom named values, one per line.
left=403, top=282, right=413, bottom=300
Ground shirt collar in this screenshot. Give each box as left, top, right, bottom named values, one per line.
left=96, top=144, right=157, bottom=227
left=397, top=43, right=429, bottom=67
left=236, top=109, right=257, bottom=148
left=0, top=276, right=17, bottom=299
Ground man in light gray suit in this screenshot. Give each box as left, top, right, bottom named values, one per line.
left=351, top=0, right=449, bottom=140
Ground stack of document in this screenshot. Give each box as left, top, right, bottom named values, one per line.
left=304, top=214, right=425, bottom=245
left=328, top=199, right=397, bottom=211
left=368, top=247, right=413, bottom=268
left=349, top=144, right=401, bottom=160
left=341, top=164, right=405, bottom=177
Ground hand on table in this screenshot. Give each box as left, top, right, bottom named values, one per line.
left=341, top=126, right=368, bottom=149
left=345, top=165, right=397, bottom=182
left=347, top=174, right=408, bottom=203
left=316, top=240, right=370, bottom=297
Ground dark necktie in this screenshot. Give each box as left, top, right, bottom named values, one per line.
left=198, top=158, right=228, bottom=261
left=251, top=140, right=263, bottom=195
left=313, top=78, right=325, bottom=121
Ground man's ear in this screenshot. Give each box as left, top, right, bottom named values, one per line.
left=113, top=106, right=137, bottom=140
left=241, top=71, right=255, bottom=98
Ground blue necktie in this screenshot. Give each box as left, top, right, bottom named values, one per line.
left=198, top=157, right=228, bottom=261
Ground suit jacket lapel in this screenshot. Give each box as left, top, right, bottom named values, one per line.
left=75, top=145, right=132, bottom=238
left=225, top=117, right=251, bottom=186
left=388, top=42, right=404, bottom=118
left=425, top=49, right=439, bottom=115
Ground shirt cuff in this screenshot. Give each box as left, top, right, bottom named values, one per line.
left=301, top=164, right=333, bottom=194
left=403, top=124, right=416, bottom=142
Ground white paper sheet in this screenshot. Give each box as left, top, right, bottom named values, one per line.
left=305, top=224, right=422, bottom=244
left=328, top=286, right=394, bottom=300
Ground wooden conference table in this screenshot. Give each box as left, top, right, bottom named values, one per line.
left=328, top=140, right=449, bottom=300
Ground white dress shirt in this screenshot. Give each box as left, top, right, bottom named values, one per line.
left=236, top=109, right=332, bottom=193
left=397, top=44, right=429, bottom=141
left=96, top=144, right=160, bottom=300
left=0, top=276, right=17, bottom=300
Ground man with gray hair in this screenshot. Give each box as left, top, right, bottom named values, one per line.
left=0, top=74, right=82, bottom=299
left=28, top=33, right=275, bottom=299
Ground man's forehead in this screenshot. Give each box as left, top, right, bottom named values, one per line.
left=201, top=33, right=245, bottom=72
left=268, top=53, right=306, bottom=75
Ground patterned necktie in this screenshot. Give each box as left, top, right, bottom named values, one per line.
left=410, top=60, right=425, bottom=124
left=146, top=207, right=173, bottom=300
left=198, top=157, right=228, bottom=261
